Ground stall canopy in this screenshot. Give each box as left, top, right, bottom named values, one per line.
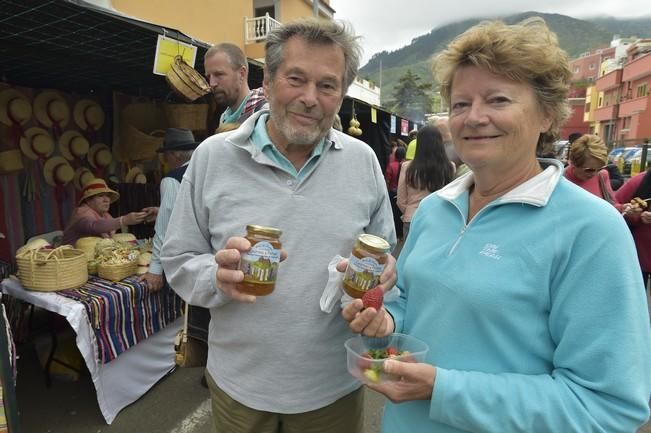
left=0, top=0, right=262, bottom=97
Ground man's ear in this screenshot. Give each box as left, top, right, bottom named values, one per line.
left=262, top=67, right=270, bottom=97
left=238, top=65, right=247, bottom=84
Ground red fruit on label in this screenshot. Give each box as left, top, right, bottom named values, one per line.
left=362, top=287, right=384, bottom=310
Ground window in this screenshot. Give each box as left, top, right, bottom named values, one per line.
left=589, top=63, right=596, bottom=70
left=254, top=6, right=275, bottom=19
left=636, top=84, right=648, bottom=98
left=574, top=67, right=580, bottom=74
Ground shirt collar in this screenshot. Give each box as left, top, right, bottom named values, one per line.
left=437, top=158, right=564, bottom=207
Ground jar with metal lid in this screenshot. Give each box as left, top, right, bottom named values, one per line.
left=342, top=234, right=390, bottom=298
left=237, top=225, right=282, bottom=296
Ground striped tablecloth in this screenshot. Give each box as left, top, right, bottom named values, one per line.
left=57, top=276, right=183, bottom=363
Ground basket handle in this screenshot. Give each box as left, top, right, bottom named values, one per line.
left=44, top=245, right=73, bottom=261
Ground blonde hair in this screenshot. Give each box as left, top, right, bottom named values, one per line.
left=433, top=19, right=571, bottom=150
left=569, top=134, right=608, bottom=166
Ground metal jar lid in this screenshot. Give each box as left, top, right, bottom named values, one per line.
left=357, top=234, right=390, bottom=254
left=246, top=224, right=282, bottom=237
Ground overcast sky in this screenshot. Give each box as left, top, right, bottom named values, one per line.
left=329, top=0, right=651, bottom=65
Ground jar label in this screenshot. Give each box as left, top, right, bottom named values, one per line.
left=240, top=241, right=281, bottom=283
left=343, top=256, right=384, bottom=292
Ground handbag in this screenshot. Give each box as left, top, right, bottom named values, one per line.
left=174, top=303, right=208, bottom=367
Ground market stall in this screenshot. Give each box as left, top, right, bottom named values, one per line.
left=0, top=1, right=221, bottom=425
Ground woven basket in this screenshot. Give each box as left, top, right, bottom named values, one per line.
left=163, top=104, right=208, bottom=131
left=88, top=261, right=98, bottom=276
left=165, top=56, right=211, bottom=102
left=16, top=246, right=88, bottom=291
left=122, top=126, right=165, bottom=161
left=97, top=260, right=137, bottom=282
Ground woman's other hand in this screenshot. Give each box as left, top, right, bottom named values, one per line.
left=342, top=299, right=394, bottom=337
left=367, top=361, right=436, bottom=403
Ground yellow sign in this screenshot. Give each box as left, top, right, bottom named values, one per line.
left=371, top=107, right=377, bottom=124
left=153, top=35, right=198, bottom=76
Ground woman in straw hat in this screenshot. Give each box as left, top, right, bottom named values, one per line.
left=62, top=178, right=147, bottom=246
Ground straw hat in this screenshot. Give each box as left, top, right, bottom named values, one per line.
left=19, top=127, right=55, bottom=160
left=73, top=99, right=105, bottom=131
left=0, top=149, right=24, bottom=174
left=33, top=90, right=70, bottom=128
left=112, top=233, right=136, bottom=243
left=59, top=130, right=90, bottom=160
left=43, top=156, right=75, bottom=186
left=125, top=167, right=147, bottom=184
left=88, top=143, right=113, bottom=168
left=73, top=167, right=95, bottom=191
left=75, top=236, right=103, bottom=260
left=79, top=178, right=119, bottom=205
left=15, top=238, right=52, bottom=257
left=0, top=88, right=32, bottom=126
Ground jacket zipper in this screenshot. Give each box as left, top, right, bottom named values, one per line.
left=447, top=200, right=498, bottom=256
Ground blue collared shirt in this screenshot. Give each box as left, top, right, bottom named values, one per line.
left=250, top=113, right=326, bottom=180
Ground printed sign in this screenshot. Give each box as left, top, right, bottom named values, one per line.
left=153, top=35, right=198, bottom=76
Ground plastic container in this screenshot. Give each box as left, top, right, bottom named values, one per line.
left=344, top=333, right=429, bottom=384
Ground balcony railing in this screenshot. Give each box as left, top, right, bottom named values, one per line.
left=245, top=14, right=281, bottom=44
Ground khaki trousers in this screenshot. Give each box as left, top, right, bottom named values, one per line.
left=206, top=372, right=364, bottom=433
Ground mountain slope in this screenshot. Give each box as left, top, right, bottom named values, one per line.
left=359, top=12, right=651, bottom=106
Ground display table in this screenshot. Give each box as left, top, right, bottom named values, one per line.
left=1, top=277, right=183, bottom=424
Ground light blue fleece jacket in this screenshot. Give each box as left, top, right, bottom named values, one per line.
left=385, top=160, right=651, bottom=433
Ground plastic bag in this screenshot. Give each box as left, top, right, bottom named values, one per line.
left=319, top=255, right=400, bottom=313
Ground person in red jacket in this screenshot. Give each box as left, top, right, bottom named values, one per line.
left=616, top=168, right=651, bottom=292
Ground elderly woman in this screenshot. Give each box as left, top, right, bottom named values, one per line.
left=62, top=178, right=146, bottom=245
left=343, top=19, right=651, bottom=433
left=564, top=134, right=621, bottom=207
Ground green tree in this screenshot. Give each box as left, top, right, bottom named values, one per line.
left=388, top=69, right=434, bottom=122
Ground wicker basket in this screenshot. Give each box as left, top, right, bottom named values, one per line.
left=165, top=56, right=211, bottom=102
left=16, top=246, right=88, bottom=291
left=97, top=260, right=137, bottom=282
left=163, top=104, right=209, bottom=131
left=122, top=126, right=165, bottom=161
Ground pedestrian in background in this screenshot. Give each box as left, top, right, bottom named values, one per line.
left=564, top=134, right=623, bottom=210
left=397, top=124, right=454, bottom=239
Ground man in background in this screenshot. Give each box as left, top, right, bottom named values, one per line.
left=405, top=128, right=418, bottom=160
left=204, top=42, right=267, bottom=127
left=140, top=128, right=199, bottom=291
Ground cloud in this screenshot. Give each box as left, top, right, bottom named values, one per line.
left=329, top=0, right=651, bottom=64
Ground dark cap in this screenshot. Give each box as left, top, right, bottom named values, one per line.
left=157, top=128, right=200, bottom=152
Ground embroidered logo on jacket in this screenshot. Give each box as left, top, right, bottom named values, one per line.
left=479, top=243, right=502, bottom=260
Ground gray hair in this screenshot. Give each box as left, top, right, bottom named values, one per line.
left=264, top=18, right=362, bottom=92
left=204, top=42, right=248, bottom=73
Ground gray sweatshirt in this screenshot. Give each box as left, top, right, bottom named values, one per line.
left=161, top=110, right=396, bottom=413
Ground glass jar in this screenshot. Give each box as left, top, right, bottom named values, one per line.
left=237, top=225, right=283, bottom=296
left=342, top=234, right=390, bottom=298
